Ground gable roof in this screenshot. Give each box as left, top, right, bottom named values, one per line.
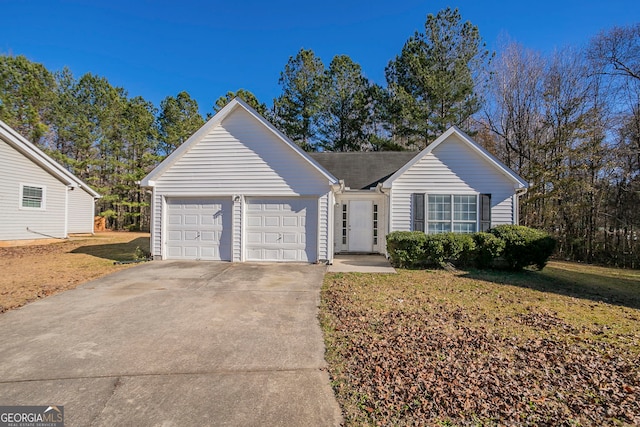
left=309, top=152, right=419, bottom=190
left=0, top=120, right=100, bottom=198
left=382, top=126, right=528, bottom=189
left=141, top=98, right=338, bottom=186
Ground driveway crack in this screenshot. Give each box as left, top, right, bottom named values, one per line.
left=89, top=376, right=122, bottom=427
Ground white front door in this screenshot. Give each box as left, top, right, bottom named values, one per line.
left=348, top=200, right=373, bottom=252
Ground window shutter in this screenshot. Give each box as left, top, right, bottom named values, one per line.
left=480, top=194, right=491, bottom=232
left=412, top=193, right=425, bottom=232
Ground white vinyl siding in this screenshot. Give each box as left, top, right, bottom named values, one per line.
left=0, top=140, right=67, bottom=240
left=149, top=107, right=333, bottom=261
left=154, top=108, right=329, bottom=196
left=232, top=196, right=242, bottom=262
left=318, top=193, right=330, bottom=261
left=391, top=134, right=516, bottom=232
left=67, top=188, right=95, bottom=233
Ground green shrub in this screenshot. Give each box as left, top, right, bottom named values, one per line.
left=472, top=232, right=505, bottom=269
left=423, top=233, right=476, bottom=267
left=387, top=226, right=555, bottom=271
left=489, top=225, right=557, bottom=270
left=386, top=231, right=427, bottom=268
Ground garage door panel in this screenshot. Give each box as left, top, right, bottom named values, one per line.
left=167, top=246, right=181, bottom=257
left=183, top=230, right=199, bottom=240
left=201, top=247, right=217, bottom=258
left=265, top=249, right=280, bottom=259
left=184, top=215, right=198, bottom=225
left=282, top=216, right=297, bottom=227
left=167, top=230, right=182, bottom=240
left=200, top=231, right=218, bottom=241
left=282, top=233, right=297, bottom=244
left=282, top=250, right=298, bottom=260
left=246, top=248, right=261, bottom=259
left=246, top=232, right=262, bottom=244
left=264, top=216, right=279, bottom=227
left=168, top=215, right=182, bottom=225
left=201, top=215, right=216, bottom=226
left=246, top=198, right=317, bottom=262
left=165, top=198, right=231, bottom=261
left=247, top=217, right=262, bottom=227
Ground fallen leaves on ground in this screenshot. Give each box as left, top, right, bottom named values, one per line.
left=321, top=271, right=640, bottom=426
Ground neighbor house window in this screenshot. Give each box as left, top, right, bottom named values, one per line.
left=21, top=184, right=45, bottom=209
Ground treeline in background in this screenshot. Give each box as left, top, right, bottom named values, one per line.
left=1, top=8, right=638, bottom=267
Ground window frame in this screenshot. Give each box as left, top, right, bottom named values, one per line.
left=19, top=184, right=46, bottom=210
left=414, top=193, right=482, bottom=234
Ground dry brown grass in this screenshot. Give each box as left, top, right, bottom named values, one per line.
left=321, top=262, right=640, bottom=426
left=0, top=232, right=150, bottom=312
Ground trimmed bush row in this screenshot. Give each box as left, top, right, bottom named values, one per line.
left=386, top=225, right=557, bottom=271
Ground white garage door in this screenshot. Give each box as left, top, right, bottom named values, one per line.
left=246, top=198, right=317, bottom=262
left=166, top=198, right=231, bottom=260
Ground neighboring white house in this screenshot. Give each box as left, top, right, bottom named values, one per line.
left=0, top=120, right=100, bottom=242
left=141, top=98, right=528, bottom=263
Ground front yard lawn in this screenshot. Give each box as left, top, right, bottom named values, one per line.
left=0, top=232, right=150, bottom=313
left=320, top=261, right=640, bottom=426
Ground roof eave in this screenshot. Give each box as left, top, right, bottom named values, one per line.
left=0, top=120, right=101, bottom=198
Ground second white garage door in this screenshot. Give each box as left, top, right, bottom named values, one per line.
left=246, top=198, right=317, bottom=262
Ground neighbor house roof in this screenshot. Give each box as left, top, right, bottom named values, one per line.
left=0, top=120, right=101, bottom=198
left=309, top=151, right=419, bottom=190
left=141, top=98, right=338, bottom=186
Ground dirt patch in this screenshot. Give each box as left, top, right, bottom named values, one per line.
left=0, top=232, right=150, bottom=313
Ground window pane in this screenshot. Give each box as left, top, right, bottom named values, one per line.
left=453, top=222, right=476, bottom=233
left=428, top=195, right=451, bottom=221
left=428, top=222, right=451, bottom=233
left=22, top=186, right=43, bottom=208
left=453, top=195, right=476, bottom=221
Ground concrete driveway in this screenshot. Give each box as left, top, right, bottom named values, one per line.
left=0, top=261, right=342, bottom=426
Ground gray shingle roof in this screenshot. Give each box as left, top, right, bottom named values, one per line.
left=309, top=152, right=419, bottom=190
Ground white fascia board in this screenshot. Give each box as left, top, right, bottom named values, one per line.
left=0, top=120, right=101, bottom=198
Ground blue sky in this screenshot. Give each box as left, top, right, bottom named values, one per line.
left=1, top=0, right=639, bottom=115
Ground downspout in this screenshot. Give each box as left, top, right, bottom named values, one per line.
left=377, top=183, right=392, bottom=257
left=328, top=180, right=345, bottom=264
left=64, top=185, right=70, bottom=238
left=514, top=187, right=528, bottom=225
